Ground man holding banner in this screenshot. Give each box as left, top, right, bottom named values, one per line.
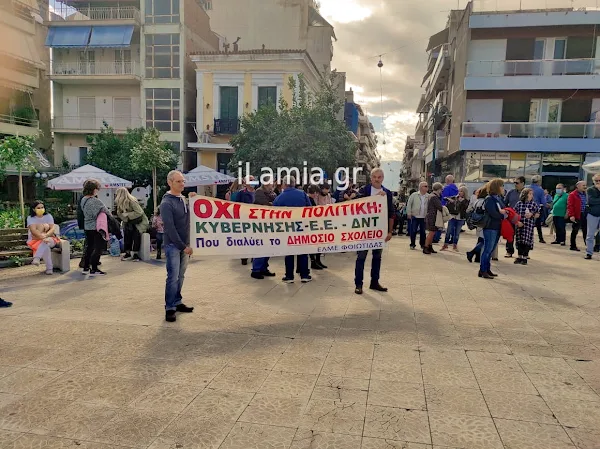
left=354, top=168, right=394, bottom=295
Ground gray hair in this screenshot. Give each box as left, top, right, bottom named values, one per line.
left=445, top=174, right=455, bottom=183
left=593, top=174, right=600, bottom=180
left=283, top=175, right=296, bottom=187
left=577, top=180, right=587, bottom=187
left=419, top=181, right=428, bottom=189
left=531, top=175, right=541, bottom=184
left=371, top=168, right=384, bottom=177
left=167, top=170, right=182, bottom=182
left=432, top=182, right=443, bottom=192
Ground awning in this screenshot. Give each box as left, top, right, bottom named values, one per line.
left=0, top=25, right=45, bottom=69
left=88, top=26, right=134, bottom=48
left=45, top=26, right=92, bottom=48
left=426, top=28, right=449, bottom=52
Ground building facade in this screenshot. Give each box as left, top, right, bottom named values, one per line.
left=189, top=49, right=322, bottom=197
left=416, top=0, right=600, bottom=191
left=344, top=89, right=380, bottom=181
left=46, top=0, right=219, bottom=170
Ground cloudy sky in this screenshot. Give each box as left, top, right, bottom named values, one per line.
left=319, top=0, right=465, bottom=161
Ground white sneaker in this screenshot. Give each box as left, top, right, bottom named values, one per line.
left=45, top=270, right=53, bottom=275
left=32, top=258, right=40, bottom=266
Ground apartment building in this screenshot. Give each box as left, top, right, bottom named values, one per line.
left=344, top=89, right=380, bottom=180
left=402, top=136, right=426, bottom=188
left=199, top=0, right=335, bottom=75
left=46, top=0, right=219, bottom=170
left=189, top=49, right=323, bottom=197
left=416, top=0, right=600, bottom=191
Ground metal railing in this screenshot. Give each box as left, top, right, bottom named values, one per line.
left=52, top=116, right=142, bottom=131
left=462, top=122, right=600, bottom=139
left=467, top=59, right=600, bottom=77
left=51, top=61, right=140, bottom=77
left=50, top=6, right=141, bottom=22
left=213, top=118, right=240, bottom=135
left=0, top=113, right=39, bottom=128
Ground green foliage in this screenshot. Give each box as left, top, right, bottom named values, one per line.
left=0, top=135, right=38, bottom=179
left=11, top=106, right=37, bottom=124
left=131, top=128, right=177, bottom=173
left=45, top=202, right=72, bottom=224
left=70, top=239, right=85, bottom=253
left=85, top=125, right=177, bottom=188
left=229, top=71, right=356, bottom=178
left=8, top=256, right=24, bottom=267
left=0, top=208, right=23, bottom=229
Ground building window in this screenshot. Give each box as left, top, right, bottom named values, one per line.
left=78, top=147, right=88, bottom=165
left=145, top=0, right=179, bottom=24
left=146, top=88, right=180, bottom=132
left=145, top=34, right=180, bottom=79
left=258, top=86, right=277, bottom=108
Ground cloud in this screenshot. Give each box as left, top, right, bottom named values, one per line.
left=321, top=0, right=452, bottom=159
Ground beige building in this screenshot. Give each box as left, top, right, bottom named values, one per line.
left=189, top=49, right=322, bottom=197
left=199, top=0, right=335, bottom=75
left=344, top=89, right=379, bottom=181
left=47, top=0, right=218, bottom=170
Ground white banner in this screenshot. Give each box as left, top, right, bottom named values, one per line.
left=190, top=195, right=388, bottom=258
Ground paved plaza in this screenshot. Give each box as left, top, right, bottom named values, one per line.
left=0, top=230, right=599, bottom=449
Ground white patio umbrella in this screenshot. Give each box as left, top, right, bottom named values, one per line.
left=47, top=164, right=133, bottom=190
left=184, top=165, right=236, bottom=186
left=582, top=160, right=600, bottom=173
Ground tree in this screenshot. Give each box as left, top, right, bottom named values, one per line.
left=0, top=135, right=37, bottom=226
left=229, top=71, right=356, bottom=182
left=131, top=128, right=178, bottom=213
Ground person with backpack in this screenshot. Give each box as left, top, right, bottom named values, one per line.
left=466, top=184, right=488, bottom=263
left=478, top=178, right=507, bottom=279
left=441, top=186, right=469, bottom=251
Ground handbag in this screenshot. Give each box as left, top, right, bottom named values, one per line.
left=435, top=210, right=444, bottom=229
left=545, top=213, right=554, bottom=227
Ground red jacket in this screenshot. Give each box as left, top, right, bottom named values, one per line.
left=567, top=190, right=583, bottom=220
left=501, top=207, right=521, bottom=243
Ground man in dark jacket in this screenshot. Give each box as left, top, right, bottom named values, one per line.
left=237, top=176, right=257, bottom=266
left=567, top=181, right=588, bottom=251
left=251, top=182, right=276, bottom=279
left=585, top=174, right=600, bottom=259
left=160, top=170, right=195, bottom=322
left=354, top=168, right=394, bottom=295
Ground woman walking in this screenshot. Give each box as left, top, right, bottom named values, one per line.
left=81, top=179, right=110, bottom=276
left=26, top=200, right=60, bottom=275
left=514, top=188, right=540, bottom=265
left=551, top=183, right=568, bottom=246
left=479, top=178, right=506, bottom=279
left=423, top=183, right=443, bottom=255
left=115, top=187, right=149, bottom=262
left=441, top=186, right=469, bottom=252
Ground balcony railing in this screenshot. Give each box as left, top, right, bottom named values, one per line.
left=462, top=122, right=600, bottom=139
left=52, top=116, right=142, bottom=131
left=214, top=118, right=240, bottom=135
left=467, top=59, right=600, bottom=77
left=51, top=61, right=141, bottom=77
left=0, top=113, right=39, bottom=129
left=50, top=6, right=141, bottom=22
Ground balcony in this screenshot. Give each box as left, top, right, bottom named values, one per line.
left=0, top=114, right=39, bottom=137
left=466, top=59, right=600, bottom=90
left=427, top=44, right=450, bottom=95
left=48, top=6, right=141, bottom=25
left=461, top=122, right=600, bottom=153
left=50, top=61, right=141, bottom=83
left=213, top=118, right=240, bottom=135
left=52, top=116, right=142, bottom=133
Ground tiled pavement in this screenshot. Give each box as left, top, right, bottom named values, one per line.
left=0, top=230, right=599, bottom=449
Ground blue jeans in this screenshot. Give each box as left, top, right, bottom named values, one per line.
left=355, top=249, right=382, bottom=287
left=252, top=257, right=269, bottom=273
left=586, top=215, right=600, bottom=255
left=410, top=218, right=426, bottom=248
left=285, top=255, right=309, bottom=279
left=480, top=229, right=500, bottom=273
left=434, top=229, right=442, bottom=243
left=165, top=244, right=189, bottom=311
left=444, top=218, right=465, bottom=245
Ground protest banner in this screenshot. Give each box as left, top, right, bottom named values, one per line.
left=190, top=195, right=388, bottom=258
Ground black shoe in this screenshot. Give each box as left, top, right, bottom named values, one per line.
left=0, top=299, right=13, bottom=308
left=585, top=254, right=593, bottom=260
left=514, top=258, right=523, bottom=264
left=241, top=259, right=248, bottom=265
left=410, top=245, right=416, bottom=250
left=478, top=271, right=493, bottom=279
left=551, top=241, right=561, bottom=245
left=370, top=283, right=388, bottom=292
left=466, top=251, right=474, bottom=263
left=156, top=256, right=162, bottom=260
left=316, top=261, right=328, bottom=269
left=89, top=270, right=106, bottom=276
left=132, top=254, right=141, bottom=262
left=122, top=253, right=132, bottom=261
left=176, top=304, right=194, bottom=313
left=570, top=247, right=580, bottom=252
left=423, top=247, right=432, bottom=255
left=522, top=258, right=528, bottom=265
left=261, top=270, right=276, bottom=277
left=166, top=310, right=176, bottom=322
left=301, top=276, right=312, bottom=283
left=595, top=246, right=600, bottom=253
left=311, top=262, right=323, bottom=270
left=492, top=257, right=499, bottom=261
left=251, top=272, right=265, bottom=280
left=487, top=271, right=498, bottom=277
left=355, top=287, right=363, bottom=295
left=282, top=277, right=294, bottom=284
left=429, top=246, right=437, bottom=254
left=505, top=253, right=513, bottom=258
left=539, top=239, right=547, bottom=244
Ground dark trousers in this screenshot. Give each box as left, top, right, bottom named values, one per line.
left=156, top=232, right=164, bottom=256
left=83, top=230, right=104, bottom=271
left=355, top=249, right=382, bottom=287
left=472, top=237, right=484, bottom=260
left=535, top=217, right=544, bottom=242
left=553, top=216, right=566, bottom=244
left=285, top=255, right=309, bottom=279
left=571, top=216, right=588, bottom=249
left=123, top=224, right=141, bottom=253
left=310, top=254, right=323, bottom=264
left=397, top=216, right=406, bottom=234
left=506, top=224, right=516, bottom=255
left=410, top=218, right=426, bottom=248
left=517, top=242, right=531, bottom=258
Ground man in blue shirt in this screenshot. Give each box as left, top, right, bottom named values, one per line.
left=354, top=168, right=394, bottom=295
left=529, top=175, right=547, bottom=243
left=434, top=175, right=459, bottom=243
left=273, top=175, right=312, bottom=283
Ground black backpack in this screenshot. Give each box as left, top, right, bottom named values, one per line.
left=466, top=198, right=490, bottom=230
left=445, top=196, right=459, bottom=215
left=77, top=197, right=90, bottom=229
